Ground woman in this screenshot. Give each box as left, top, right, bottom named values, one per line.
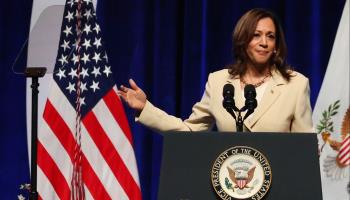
left=118, top=8, right=313, bottom=133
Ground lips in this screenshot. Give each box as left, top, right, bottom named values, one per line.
left=256, top=50, right=270, bottom=56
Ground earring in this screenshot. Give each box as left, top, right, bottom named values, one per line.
left=273, top=49, right=277, bottom=54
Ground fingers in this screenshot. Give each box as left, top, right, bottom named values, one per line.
left=129, top=79, right=139, bottom=90
left=118, top=79, right=146, bottom=111
left=117, top=86, right=127, bottom=99
left=118, top=91, right=127, bottom=101
left=117, top=85, right=129, bottom=101
left=118, top=79, right=139, bottom=99
left=119, top=85, right=129, bottom=93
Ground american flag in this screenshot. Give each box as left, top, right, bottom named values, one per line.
left=37, top=0, right=142, bottom=199
left=337, top=135, right=350, bottom=166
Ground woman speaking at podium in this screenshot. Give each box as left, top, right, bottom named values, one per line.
left=118, top=8, right=313, bottom=133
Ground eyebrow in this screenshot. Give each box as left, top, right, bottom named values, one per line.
left=255, top=30, right=276, bottom=34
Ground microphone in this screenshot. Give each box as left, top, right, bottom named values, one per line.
left=222, top=84, right=236, bottom=111
left=222, top=84, right=257, bottom=132
left=243, top=84, right=257, bottom=120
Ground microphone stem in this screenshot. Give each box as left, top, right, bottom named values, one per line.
left=236, top=111, right=243, bottom=132
left=225, top=108, right=236, bottom=121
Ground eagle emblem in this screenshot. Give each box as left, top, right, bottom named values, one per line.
left=211, top=146, right=272, bottom=199
left=227, top=166, right=256, bottom=190
left=317, top=100, right=350, bottom=179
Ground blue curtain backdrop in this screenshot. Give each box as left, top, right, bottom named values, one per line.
left=0, top=0, right=346, bottom=199
left=0, top=0, right=32, bottom=199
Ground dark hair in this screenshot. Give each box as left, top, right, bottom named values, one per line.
left=227, top=8, right=292, bottom=81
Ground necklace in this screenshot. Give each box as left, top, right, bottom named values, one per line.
left=240, top=72, right=271, bottom=88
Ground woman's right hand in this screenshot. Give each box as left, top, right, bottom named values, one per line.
left=118, top=79, right=147, bottom=112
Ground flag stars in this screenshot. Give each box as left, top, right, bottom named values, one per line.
left=66, top=82, right=76, bottom=93
left=79, top=97, right=86, bottom=106
left=93, top=37, right=102, bottom=49
left=17, top=194, right=25, bottom=200
left=94, top=24, right=101, bottom=34
left=83, top=24, right=92, bottom=35
left=81, top=53, right=90, bottom=64
left=84, top=9, right=93, bottom=20
left=71, top=53, right=79, bottom=65
left=90, top=81, right=100, bottom=92
left=55, top=1, right=117, bottom=110
left=91, top=66, right=101, bottom=77
left=82, top=38, right=91, bottom=50
left=92, top=52, right=102, bottom=63
left=103, top=66, right=112, bottom=77
left=103, top=52, right=108, bottom=62
left=80, top=68, right=89, bottom=79
left=67, top=0, right=74, bottom=7
left=56, top=68, right=66, bottom=80
left=58, top=54, right=68, bottom=66
left=60, top=40, right=71, bottom=51
left=80, top=82, right=88, bottom=93
left=68, top=68, right=78, bottom=79
left=65, top=11, right=74, bottom=22
left=63, top=26, right=73, bottom=37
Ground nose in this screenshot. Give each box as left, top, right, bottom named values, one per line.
left=259, top=36, right=268, bottom=48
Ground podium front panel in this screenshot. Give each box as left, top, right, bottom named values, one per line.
left=157, top=132, right=322, bottom=200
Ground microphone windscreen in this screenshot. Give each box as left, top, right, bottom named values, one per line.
left=244, top=84, right=256, bottom=99
left=223, top=84, right=234, bottom=97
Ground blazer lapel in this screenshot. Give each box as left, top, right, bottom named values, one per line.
left=245, top=70, right=287, bottom=129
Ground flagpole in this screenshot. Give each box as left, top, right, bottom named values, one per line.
left=25, top=67, right=47, bottom=200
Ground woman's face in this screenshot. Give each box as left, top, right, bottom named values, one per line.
left=246, top=17, right=276, bottom=67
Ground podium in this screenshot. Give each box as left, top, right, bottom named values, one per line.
left=156, top=132, right=322, bottom=200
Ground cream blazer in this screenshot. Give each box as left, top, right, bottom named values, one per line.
left=137, top=69, right=313, bottom=133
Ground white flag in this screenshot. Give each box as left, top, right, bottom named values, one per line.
left=312, top=0, right=350, bottom=200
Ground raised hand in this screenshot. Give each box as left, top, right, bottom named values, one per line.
left=118, top=79, right=147, bottom=112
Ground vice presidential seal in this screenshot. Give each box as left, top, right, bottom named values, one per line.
left=211, top=146, right=272, bottom=200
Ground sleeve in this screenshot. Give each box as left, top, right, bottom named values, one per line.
left=136, top=73, right=215, bottom=132
left=291, top=77, right=314, bottom=133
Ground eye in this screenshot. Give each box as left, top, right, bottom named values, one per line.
left=267, top=34, right=275, bottom=39
left=253, top=33, right=260, bottom=37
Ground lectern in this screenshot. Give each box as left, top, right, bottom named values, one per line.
left=156, top=132, right=322, bottom=200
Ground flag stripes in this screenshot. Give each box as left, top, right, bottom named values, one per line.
left=39, top=119, right=72, bottom=182
left=37, top=1, right=142, bottom=198
left=81, top=155, right=111, bottom=200
left=37, top=141, right=71, bottom=200
left=103, top=89, right=133, bottom=144
left=81, top=124, right=127, bottom=199
left=100, top=90, right=140, bottom=182
left=41, top=99, right=111, bottom=199
left=83, top=111, right=141, bottom=199
left=338, top=135, right=350, bottom=165
left=38, top=81, right=141, bottom=199
left=42, top=85, right=116, bottom=199
left=38, top=167, right=59, bottom=200
left=83, top=186, right=93, bottom=200
left=43, top=100, right=75, bottom=158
